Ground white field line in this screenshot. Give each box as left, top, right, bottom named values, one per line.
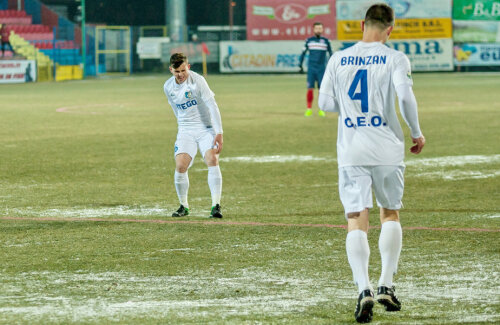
left=472, top=214, right=500, bottom=219
left=405, top=154, right=500, bottom=167
left=219, top=154, right=500, bottom=180
left=56, top=103, right=128, bottom=114
left=219, top=154, right=500, bottom=166
left=221, top=155, right=333, bottom=163
left=416, top=170, right=500, bottom=180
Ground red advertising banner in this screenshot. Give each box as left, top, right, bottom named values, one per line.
left=246, top=0, right=337, bottom=40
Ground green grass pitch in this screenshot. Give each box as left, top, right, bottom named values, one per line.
left=0, top=72, right=499, bottom=324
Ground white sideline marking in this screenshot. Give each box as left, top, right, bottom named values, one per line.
left=219, top=154, right=500, bottom=180
left=416, top=170, right=500, bottom=180
left=406, top=154, right=500, bottom=167
left=220, top=155, right=333, bottom=163
left=56, top=103, right=127, bottom=114
left=220, top=154, right=500, bottom=166
left=472, top=214, right=500, bottom=219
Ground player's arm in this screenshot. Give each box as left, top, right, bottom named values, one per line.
left=326, top=38, right=333, bottom=57
left=318, top=93, right=337, bottom=112
left=393, top=55, right=425, bottom=154
left=197, top=76, right=223, bottom=153
left=164, top=84, right=178, bottom=118
left=205, top=97, right=223, bottom=153
left=396, top=84, right=425, bottom=154
left=298, top=39, right=309, bottom=72
left=318, top=57, right=339, bottom=113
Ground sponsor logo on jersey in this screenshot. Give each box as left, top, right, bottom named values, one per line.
left=344, top=115, right=387, bottom=128
left=176, top=99, right=198, bottom=110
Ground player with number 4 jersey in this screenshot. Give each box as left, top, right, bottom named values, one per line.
left=318, top=4, right=425, bottom=324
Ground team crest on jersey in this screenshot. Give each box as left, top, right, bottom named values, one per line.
left=185, top=91, right=193, bottom=99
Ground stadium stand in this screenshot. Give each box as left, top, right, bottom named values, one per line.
left=0, top=2, right=82, bottom=81
left=0, top=9, right=31, bottom=24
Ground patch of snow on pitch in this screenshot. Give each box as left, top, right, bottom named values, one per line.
left=406, top=154, right=500, bottom=167
left=471, top=214, right=500, bottom=220
left=1, top=264, right=498, bottom=323
left=221, top=155, right=334, bottom=163
left=405, top=154, right=500, bottom=180
left=0, top=270, right=343, bottom=322
left=417, top=170, right=500, bottom=180
left=6, top=205, right=171, bottom=218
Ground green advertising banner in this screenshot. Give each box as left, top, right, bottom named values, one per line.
left=453, top=0, right=500, bottom=20
left=453, top=20, right=500, bottom=42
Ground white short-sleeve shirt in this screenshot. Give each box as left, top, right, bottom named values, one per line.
left=320, top=41, right=413, bottom=167
left=164, top=71, right=216, bottom=133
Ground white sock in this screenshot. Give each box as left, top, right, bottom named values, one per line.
left=174, top=171, right=189, bottom=208
left=207, top=166, right=222, bottom=207
left=378, top=221, right=402, bottom=287
left=346, top=230, right=373, bottom=293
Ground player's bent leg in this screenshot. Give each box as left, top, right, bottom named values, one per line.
left=377, top=208, right=402, bottom=311
left=172, top=153, right=192, bottom=217
left=203, top=149, right=219, bottom=167
left=347, top=209, right=370, bottom=233
left=175, top=153, right=192, bottom=173
left=204, top=149, right=223, bottom=218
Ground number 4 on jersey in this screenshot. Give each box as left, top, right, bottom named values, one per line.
left=348, top=69, right=368, bottom=113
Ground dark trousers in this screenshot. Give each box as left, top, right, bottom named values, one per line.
left=1, top=41, right=14, bottom=55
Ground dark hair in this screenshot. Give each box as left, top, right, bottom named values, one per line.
left=364, top=3, right=394, bottom=29
left=313, top=22, right=323, bottom=27
left=170, top=53, right=188, bottom=68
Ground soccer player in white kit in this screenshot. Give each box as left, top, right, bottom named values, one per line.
left=164, top=53, right=224, bottom=218
left=318, top=4, right=425, bottom=323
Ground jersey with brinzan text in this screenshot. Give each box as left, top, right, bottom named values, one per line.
left=320, top=41, right=413, bottom=167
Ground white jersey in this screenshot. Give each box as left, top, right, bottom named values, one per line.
left=320, top=41, right=413, bottom=167
left=164, top=71, right=222, bottom=134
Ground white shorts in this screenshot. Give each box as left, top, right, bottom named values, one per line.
left=338, top=165, right=405, bottom=217
left=174, top=129, right=216, bottom=165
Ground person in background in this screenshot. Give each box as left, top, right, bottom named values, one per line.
left=0, top=24, right=15, bottom=57
left=299, top=22, right=332, bottom=117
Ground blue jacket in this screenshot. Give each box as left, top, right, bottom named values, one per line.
left=299, top=36, right=333, bottom=70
